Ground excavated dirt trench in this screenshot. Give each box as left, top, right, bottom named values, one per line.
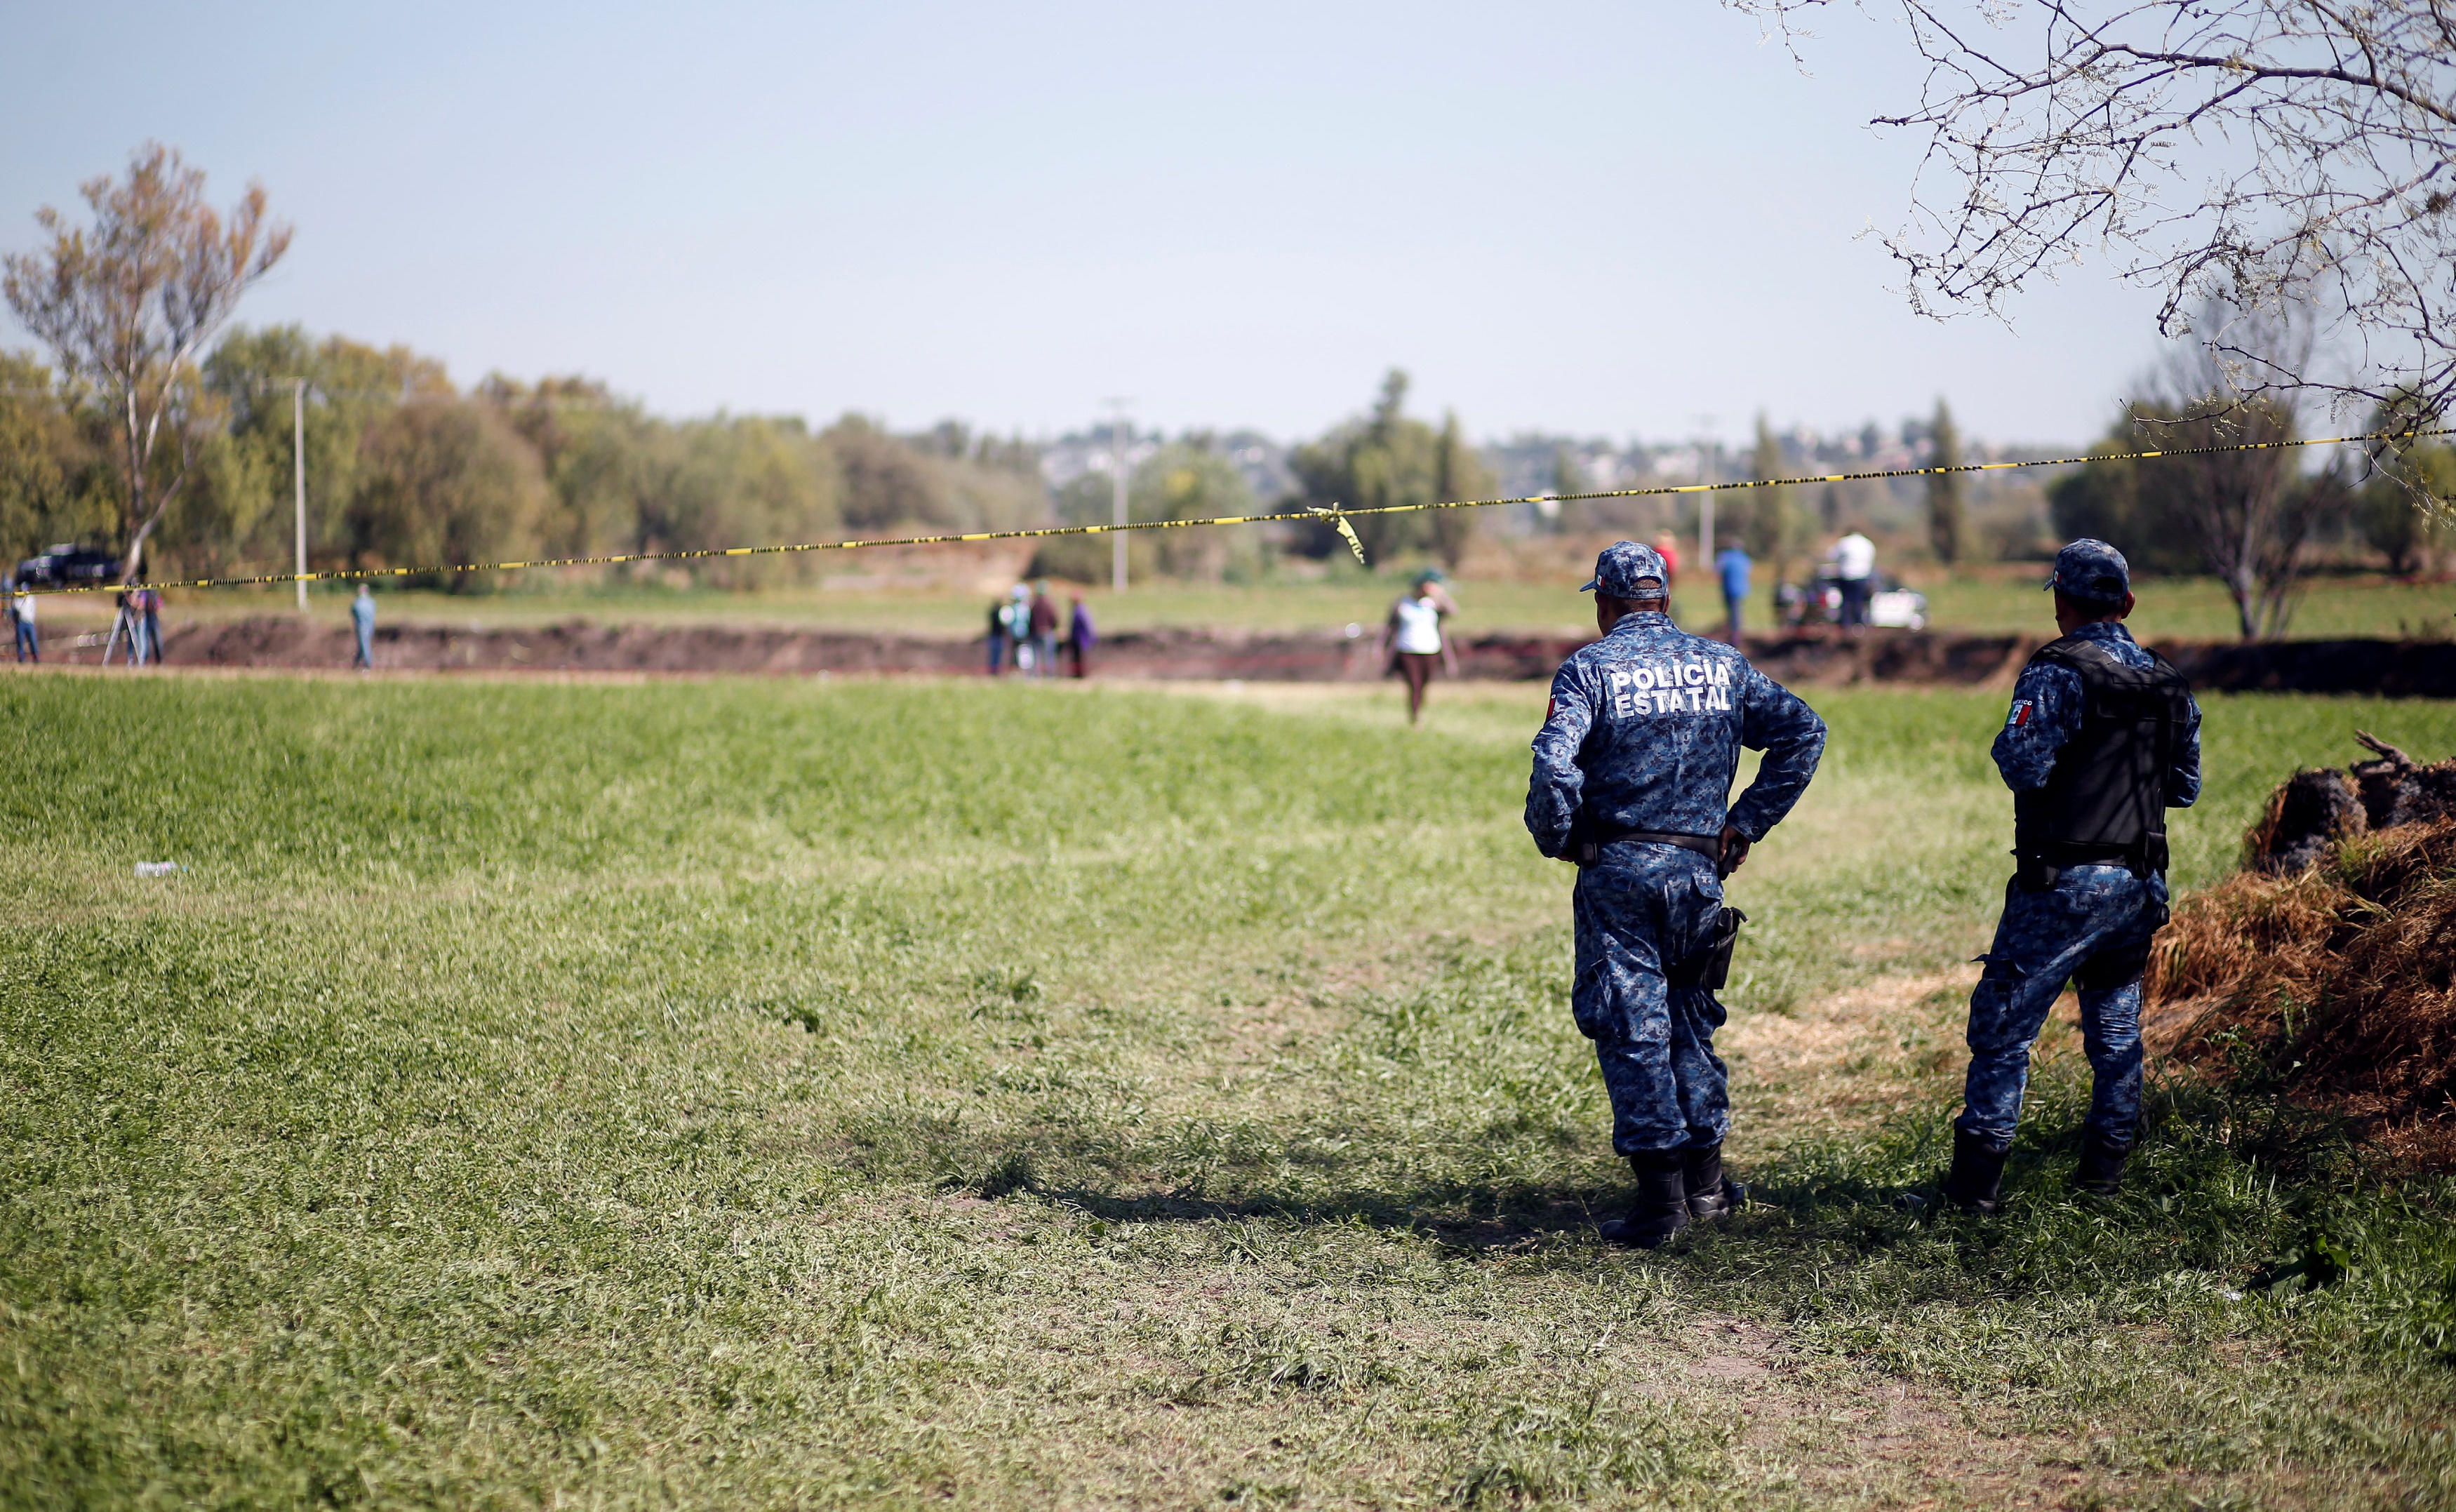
left=36, top=615, right=2456, bottom=694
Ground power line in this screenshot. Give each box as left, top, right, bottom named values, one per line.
left=17, top=426, right=2442, bottom=596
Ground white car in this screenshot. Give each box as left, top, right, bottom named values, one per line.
left=1868, top=583, right=1928, bottom=631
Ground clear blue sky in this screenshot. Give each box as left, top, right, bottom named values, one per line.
left=1, top=1, right=2169, bottom=448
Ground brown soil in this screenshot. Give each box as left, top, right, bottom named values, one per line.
left=2145, top=734, right=2456, bottom=1168
left=41, top=615, right=2456, bottom=693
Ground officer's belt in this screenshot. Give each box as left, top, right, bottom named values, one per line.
left=1575, top=826, right=1724, bottom=868
left=2012, top=835, right=2168, bottom=890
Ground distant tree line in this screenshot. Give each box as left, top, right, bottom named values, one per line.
left=0, top=325, right=1046, bottom=589
left=0, top=147, right=1052, bottom=590
left=6, top=148, right=2445, bottom=611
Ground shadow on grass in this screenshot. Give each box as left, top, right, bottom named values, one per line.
left=837, top=1074, right=2430, bottom=1291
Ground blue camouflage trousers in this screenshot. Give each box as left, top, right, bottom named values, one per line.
left=1956, top=864, right=2168, bottom=1155
left=1572, top=842, right=1730, bottom=1156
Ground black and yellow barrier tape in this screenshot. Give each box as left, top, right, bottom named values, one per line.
left=22, top=425, right=2450, bottom=594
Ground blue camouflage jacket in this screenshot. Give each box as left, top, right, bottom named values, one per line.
left=1993, top=621, right=2203, bottom=803
left=1526, top=612, right=1827, bottom=855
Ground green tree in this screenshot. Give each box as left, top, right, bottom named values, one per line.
left=482, top=375, right=654, bottom=558
left=2047, top=409, right=2200, bottom=576
left=823, top=415, right=950, bottom=533
left=346, top=401, right=550, bottom=587
left=2, top=145, right=289, bottom=580
left=195, top=326, right=451, bottom=576
left=1428, top=412, right=1493, bottom=570
left=0, top=352, right=110, bottom=564
left=1926, top=399, right=1967, bottom=564
left=2354, top=395, right=2455, bottom=575
left=1742, top=414, right=1796, bottom=573
left=1288, top=370, right=1443, bottom=565
left=663, top=417, right=841, bottom=586
left=1135, top=439, right=1258, bottom=581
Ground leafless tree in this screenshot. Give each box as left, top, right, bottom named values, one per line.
left=1726, top=1, right=2456, bottom=464
left=2138, top=300, right=2345, bottom=638
left=4, top=144, right=291, bottom=580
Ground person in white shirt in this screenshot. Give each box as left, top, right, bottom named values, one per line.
left=11, top=582, right=36, bottom=663
left=1379, top=569, right=1460, bottom=725
left=1827, top=529, right=1877, bottom=631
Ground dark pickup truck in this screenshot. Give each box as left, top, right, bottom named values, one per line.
left=14, top=544, right=122, bottom=588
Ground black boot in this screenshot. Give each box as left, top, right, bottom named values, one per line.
left=2071, top=1132, right=2133, bottom=1197
left=1938, top=1129, right=2009, bottom=1215
left=1599, top=1151, right=1690, bottom=1249
left=1683, top=1143, right=1747, bottom=1222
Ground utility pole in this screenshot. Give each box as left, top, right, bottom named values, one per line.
left=293, top=379, right=308, bottom=612
left=1693, top=415, right=1718, bottom=606
left=1104, top=399, right=1133, bottom=594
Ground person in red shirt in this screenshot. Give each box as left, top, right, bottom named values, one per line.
left=1650, top=532, right=1682, bottom=589
left=1026, top=582, right=1059, bottom=678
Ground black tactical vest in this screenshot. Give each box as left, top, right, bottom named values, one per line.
left=2012, top=635, right=2194, bottom=878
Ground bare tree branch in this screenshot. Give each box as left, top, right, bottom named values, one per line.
left=1725, top=0, right=2456, bottom=422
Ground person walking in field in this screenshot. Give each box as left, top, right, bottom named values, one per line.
left=1379, top=568, right=1457, bottom=725
left=1918, top=541, right=2200, bottom=1213
left=1714, top=536, right=1751, bottom=647
left=1066, top=595, right=1095, bottom=679
left=351, top=584, right=378, bottom=670
left=1827, top=528, right=1876, bottom=631
left=1527, top=542, right=1827, bottom=1248
left=9, top=580, right=35, bottom=664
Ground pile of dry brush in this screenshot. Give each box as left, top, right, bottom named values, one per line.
left=2145, top=734, right=2456, bottom=1168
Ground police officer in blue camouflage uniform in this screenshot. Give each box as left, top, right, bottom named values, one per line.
left=1527, top=541, right=1828, bottom=1247
left=1929, top=540, right=2202, bottom=1212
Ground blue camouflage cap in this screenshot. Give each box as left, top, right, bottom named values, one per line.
left=1580, top=540, right=1669, bottom=598
left=2047, top=538, right=2130, bottom=606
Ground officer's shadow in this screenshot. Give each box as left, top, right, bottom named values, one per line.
left=854, top=1104, right=2182, bottom=1259
left=863, top=1124, right=1693, bottom=1253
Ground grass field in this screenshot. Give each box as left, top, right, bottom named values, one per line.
left=66, top=564, right=2456, bottom=648
left=6, top=673, right=2456, bottom=1508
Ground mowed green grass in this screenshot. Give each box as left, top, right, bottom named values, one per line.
left=4, top=674, right=2456, bottom=1508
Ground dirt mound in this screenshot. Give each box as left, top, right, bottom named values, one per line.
left=2243, top=731, right=2456, bottom=873
left=2146, top=734, right=2456, bottom=1168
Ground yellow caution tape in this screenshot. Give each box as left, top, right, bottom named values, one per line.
left=22, top=426, right=2449, bottom=594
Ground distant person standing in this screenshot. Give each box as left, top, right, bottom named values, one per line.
left=985, top=596, right=1010, bottom=675
left=351, top=584, right=378, bottom=669
left=1066, top=595, right=1095, bottom=679
left=1004, top=584, right=1034, bottom=674
left=10, top=581, right=35, bottom=663
left=1651, top=532, right=1682, bottom=591
left=1827, top=528, right=1876, bottom=630
left=1715, top=536, right=1751, bottom=647
left=1918, top=541, right=2200, bottom=1213
left=1380, top=569, right=1458, bottom=726
left=1526, top=541, right=1827, bottom=1248
left=1027, top=582, right=1059, bottom=679
left=140, top=581, right=164, bottom=665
